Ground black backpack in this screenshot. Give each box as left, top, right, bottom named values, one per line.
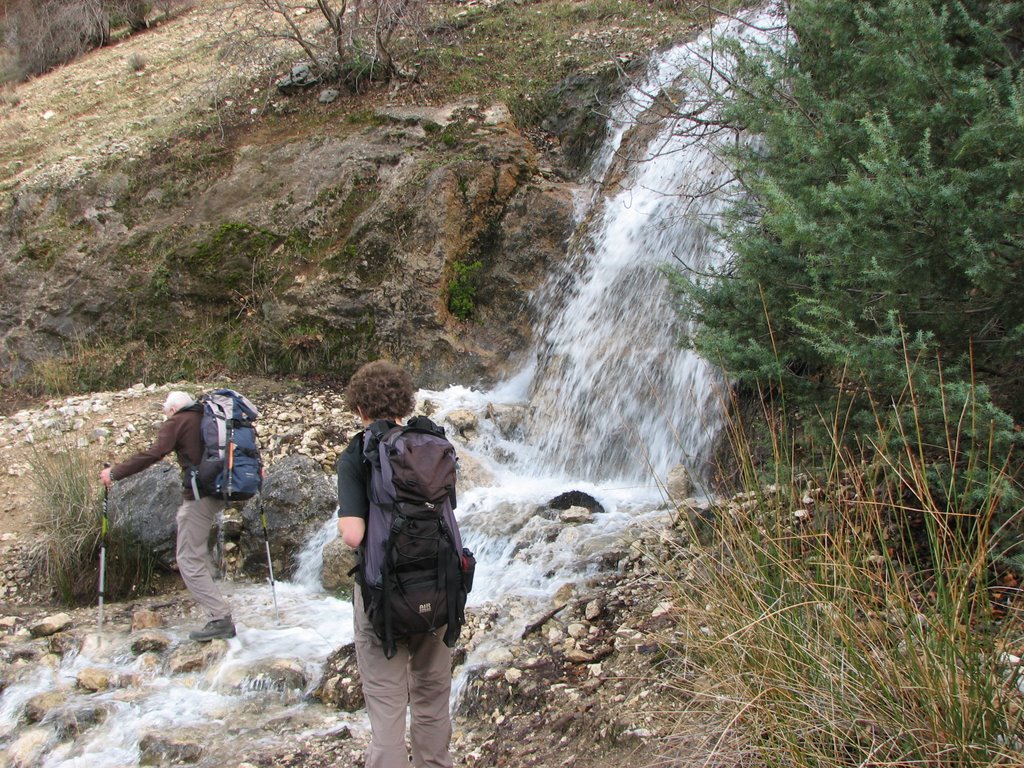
left=192, top=389, right=263, bottom=502
left=356, top=416, right=475, bottom=659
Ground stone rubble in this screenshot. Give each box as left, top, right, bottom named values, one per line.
left=0, top=378, right=732, bottom=766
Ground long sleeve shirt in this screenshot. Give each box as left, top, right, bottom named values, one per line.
left=109, top=408, right=203, bottom=486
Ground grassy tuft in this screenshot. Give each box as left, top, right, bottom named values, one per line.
left=651, top=374, right=1024, bottom=765
left=29, top=439, right=157, bottom=605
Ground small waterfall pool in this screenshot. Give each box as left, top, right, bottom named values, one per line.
left=0, top=8, right=785, bottom=766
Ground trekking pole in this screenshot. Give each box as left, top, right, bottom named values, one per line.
left=98, top=463, right=110, bottom=632
left=260, top=494, right=280, bottom=623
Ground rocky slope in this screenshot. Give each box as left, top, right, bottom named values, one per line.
left=0, top=0, right=687, bottom=393
left=0, top=378, right=736, bottom=768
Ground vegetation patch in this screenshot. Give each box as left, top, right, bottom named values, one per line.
left=29, top=438, right=156, bottom=605
left=447, top=259, right=484, bottom=320
left=658, top=378, right=1024, bottom=765
left=414, top=0, right=727, bottom=126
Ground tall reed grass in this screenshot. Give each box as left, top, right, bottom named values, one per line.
left=30, top=439, right=157, bottom=605
left=655, top=381, right=1024, bottom=766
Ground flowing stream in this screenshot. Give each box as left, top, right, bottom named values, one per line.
left=0, top=9, right=783, bottom=766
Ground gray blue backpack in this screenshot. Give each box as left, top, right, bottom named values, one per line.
left=193, top=389, right=263, bottom=502
left=357, top=416, right=475, bottom=658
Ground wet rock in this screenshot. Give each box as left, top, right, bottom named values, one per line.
left=313, top=643, right=363, bottom=712
left=29, top=613, right=72, bottom=637
left=665, top=463, right=693, bottom=502
left=239, top=455, right=334, bottom=579
left=8, top=727, right=53, bottom=766
left=560, top=506, right=593, bottom=524
left=454, top=451, right=495, bottom=495
left=483, top=402, right=528, bottom=439
left=540, top=66, right=628, bottom=174
left=239, top=658, right=308, bottom=696
left=139, top=732, right=204, bottom=765
left=445, top=409, right=479, bottom=439
left=167, top=639, right=228, bottom=674
left=24, top=689, right=68, bottom=723
left=547, top=490, right=605, bottom=515
left=485, top=647, right=513, bottom=665
left=47, top=630, right=82, bottom=657
left=131, top=609, right=165, bottom=631
left=3, top=644, right=41, bottom=663
left=110, top=463, right=181, bottom=569
left=321, top=537, right=357, bottom=592
left=49, top=702, right=109, bottom=737
left=136, top=651, right=163, bottom=677
left=131, top=630, right=172, bottom=655
left=76, top=667, right=111, bottom=692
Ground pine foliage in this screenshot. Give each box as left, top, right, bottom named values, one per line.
left=673, top=0, right=1023, bottom=496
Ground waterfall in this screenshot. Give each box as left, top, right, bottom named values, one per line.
left=291, top=518, right=338, bottom=591
left=425, top=6, right=786, bottom=607
left=510, top=9, right=785, bottom=486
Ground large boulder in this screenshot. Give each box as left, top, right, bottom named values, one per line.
left=109, top=462, right=182, bottom=569
left=321, top=536, right=357, bottom=593
left=239, top=454, right=334, bottom=579
left=312, top=642, right=363, bottom=712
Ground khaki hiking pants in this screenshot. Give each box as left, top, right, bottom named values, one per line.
left=175, top=495, right=230, bottom=621
left=353, top=588, right=454, bottom=768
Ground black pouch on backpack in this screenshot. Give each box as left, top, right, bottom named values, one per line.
left=368, top=572, right=448, bottom=642
left=196, top=457, right=223, bottom=497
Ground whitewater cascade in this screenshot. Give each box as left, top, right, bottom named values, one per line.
left=0, top=9, right=784, bottom=767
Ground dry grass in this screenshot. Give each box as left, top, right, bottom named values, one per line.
left=0, top=0, right=283, bottom=193
left=652, top=382, right=1024, bottom=767
left=28, top=437, right=156, bottom=604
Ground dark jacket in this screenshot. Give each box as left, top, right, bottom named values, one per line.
left=109, top=407, right=203, bottom=496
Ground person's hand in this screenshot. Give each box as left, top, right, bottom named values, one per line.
left=100, top=466, right=113, bottom=488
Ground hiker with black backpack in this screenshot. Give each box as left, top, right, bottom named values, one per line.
left=336, top=361, right=474, bottom=768
left=99, top=390, right=250, bottom=642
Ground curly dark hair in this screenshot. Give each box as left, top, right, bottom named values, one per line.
left=345, top=360, right=415, bottom=420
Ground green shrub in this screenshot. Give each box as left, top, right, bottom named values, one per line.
left=447, top=259, right=483, bottom=320
left=670, top=0, right=1024, bottom=483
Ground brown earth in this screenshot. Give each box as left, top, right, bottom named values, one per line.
left=0, top=2, right=281, bottom=192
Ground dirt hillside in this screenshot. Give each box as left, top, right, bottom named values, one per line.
left=0, top=2, right=277, bottom=193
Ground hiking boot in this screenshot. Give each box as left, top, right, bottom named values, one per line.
left=188, top=618, right=236, bottom=642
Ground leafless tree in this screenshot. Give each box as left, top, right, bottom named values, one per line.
left=3, top=0, right=192, bottom=80
left=225, top=0, right=428, bottom=88
left=5, top=0, right=109, bottom=79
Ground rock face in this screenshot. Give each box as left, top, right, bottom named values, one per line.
left=239, top=454, right=335, bottom=579
left=0, top=101, right=577, bottom=389
left=111, top=463, right=182, bottom=570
